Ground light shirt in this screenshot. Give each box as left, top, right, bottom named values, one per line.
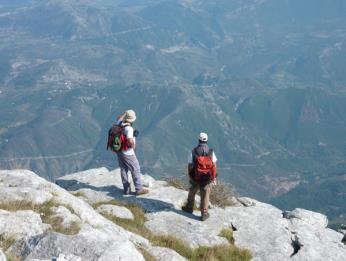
left=188, top=150, right=217, bottom=164
left=122, top=125, right=136, bottom=156
left=117, top=121, right=136, bottom=156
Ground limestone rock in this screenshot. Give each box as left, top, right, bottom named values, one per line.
left=50, top=206, right=81, bottom=228
left=0, top=187, right=53, bottom=205
left=284, top=208, right=328, bottom=228
left=54, top=254, right=82, bottom=261
left=149, top=246, right=187, bottom=261
left=57, top=167, right=346, bottom=261
left=0, top=210, right=50, bottom=239
left=224, top=203, right=293, bottom=261
left=30, top=253, right=81, bottom=261
left=0, top=250, right=6, bottom=261
left=0, top=169, right=147, bottom=260
left=8, top=225, right=144, bottom=261
left=236, top=197, right=258, bottom=207
left=2, top=167, right=346, bottom=261
left=145, top=210, right=229, bottom=248
left=96, top=204, right=134, bottom=220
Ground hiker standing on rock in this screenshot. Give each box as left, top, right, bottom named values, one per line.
left=113, top=110, right=149, bottom=196
left=182, top=132, right=217, bottom=221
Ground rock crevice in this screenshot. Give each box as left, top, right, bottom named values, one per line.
left=0, top=168, right=345, bottom=261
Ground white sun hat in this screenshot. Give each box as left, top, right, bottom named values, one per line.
left=125, top=109, right=136, bottom=123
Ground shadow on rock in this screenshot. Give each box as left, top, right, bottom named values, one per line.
left=56, top=179, right=178, bottom=215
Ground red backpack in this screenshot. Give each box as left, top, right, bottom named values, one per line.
left=192, top=148, right=217, bottom=184
left=107, top=125, right=129, bottom=152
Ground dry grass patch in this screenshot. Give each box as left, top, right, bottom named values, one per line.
left=0, top=235, right=21, bottom=261
left=219, top=227, right=235, bottom=244
left=6, top=254, right=20, bottom=261
left=72, top=191, right=87, bottom=198
left=136, top=246, right=156, bottom=261
left=0, top=235, right=15, bottom=250
left=191, top=245, right=252, bottom=261
left=210, top=182, right=236, bottom=208
left=0, top=200, right=36, bottom=212
left=0, top=200, right=80, bottom=236
left=96, top=200, right=251, bottom=261
left=165, top=176, right=189, bottom=190
left=6, top=156, right=27, bottom=170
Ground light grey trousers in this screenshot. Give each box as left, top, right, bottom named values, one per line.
left=117, top=153, right=143, bottom=192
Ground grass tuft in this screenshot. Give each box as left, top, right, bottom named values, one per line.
left=219, top=227, right=234, bottom=244
left=95, top=200, right=251, bottom=261
left=0, top=235, right=16, bottom=250
left=6, top=155, right=27, bottom=170
left=191, top=245, right=252, bottom=261
left=0, top=200, right=80, bottom=235
left=6, top=254, right=20, bottom=261
left=136, top=246, right=156, bottom=261
left=72, top=191, right=87, bottom=198
left=210, top=182, right=236, bottom=208
left=165, top=176, right=189, bottom=190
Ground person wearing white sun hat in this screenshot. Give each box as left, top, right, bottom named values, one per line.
left=115, top=110, right=149, bottom=196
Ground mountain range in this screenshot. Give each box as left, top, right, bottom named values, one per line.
left=0, top=0, right=345, bottom=227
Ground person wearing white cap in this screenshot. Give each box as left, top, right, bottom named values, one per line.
left=115, top=110, right=149, bottom=196
left=182, top=132, right=217, bottom=221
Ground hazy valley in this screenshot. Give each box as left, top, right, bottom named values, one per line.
left=0, top=0, right=345, bottom=227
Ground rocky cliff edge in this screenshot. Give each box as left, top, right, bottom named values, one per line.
left=0, top=168, right=345, bottom=261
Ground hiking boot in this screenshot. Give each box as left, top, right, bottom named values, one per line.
left=201, top=212, right=210, bottom=221
left=182, top=205, right=193, bottom=214
left=136, top=188, right=149, bottom=196
left=123, top=187, right=131, bottom=195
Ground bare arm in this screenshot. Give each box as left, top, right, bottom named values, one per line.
left=127, top=137, right=136, bottom=149
left=117, top=112, right=127, bottom=122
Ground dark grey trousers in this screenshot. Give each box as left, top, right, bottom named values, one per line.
left=117, top=153, right=143, bottom=192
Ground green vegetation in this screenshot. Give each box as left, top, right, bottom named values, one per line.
left=219, top=228, right=235, bottom=244
left=95, top=200, right=251, bottom=261
left=0, top=235, right=15, bottom=251
left=0, top=200, right=81, bottom=236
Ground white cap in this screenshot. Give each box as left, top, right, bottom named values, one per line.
left=199, top=132, right=208, bottom=142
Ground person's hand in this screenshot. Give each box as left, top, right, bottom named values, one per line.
left=117, top=111, right=127, bottom=121
left=212, top=179, right=217, bottom=185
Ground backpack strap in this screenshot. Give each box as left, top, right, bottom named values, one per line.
left=192, top=148, right=200, bottom=167
left=192, top=148, right=197, bottom=161
left=208, top=148, right=213, bottom=157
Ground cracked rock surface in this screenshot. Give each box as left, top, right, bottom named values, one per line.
left=57, top=167, right=346, bottom=261
left=9, top=226, right=144, bottom=261
left=1, top=168, right=345, bottom=261
left=50, top=206, right=81, bottom=228
left=149, top=246, right=187, bottom=261
left=96, top=204, right=134, bottom=220
left=0, top=210, right=50, bottom=240
left=0, top=169, right=184, bottom=261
